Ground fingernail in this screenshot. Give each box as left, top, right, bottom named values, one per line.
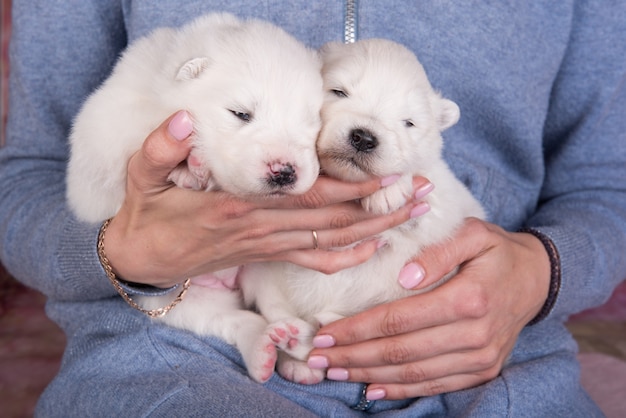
left=307, top=355, right=329, bottom=369
left=312, top=334, right=336, bottom=348
left=381, top=174, right=401, bottom=187
left=376, top=239, right=388, bottom=249
left=168, top=110, right=193, bottom=141
left=327, top=368, right=349, bottom=381
left=414, top=181, right=434, bottom=200
left=398, top=262, right=425, bottom=289
left=366, top=388, right=386, bottom=401
left=410, top=201, right=430, bottom=218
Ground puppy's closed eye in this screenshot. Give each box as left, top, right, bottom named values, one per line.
left=404, top=119, right=415, bottom=128
left=229, top=109, right=252, bottom=122
left=330, top=88, right=348, bottom=98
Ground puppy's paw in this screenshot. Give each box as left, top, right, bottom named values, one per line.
left=277, top=354, right=325, bottom=385
left=361, top=175, right=412, bottom=214
left=168, top=165, right=200, bottom=189
left=243, top=333, right=279, bottom=383
left=266, top=318, right=316, bottom=361
left=168, top=153, right=213, bottom=190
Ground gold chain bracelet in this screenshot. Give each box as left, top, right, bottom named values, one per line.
left=97, top=218, right=191, bottom=318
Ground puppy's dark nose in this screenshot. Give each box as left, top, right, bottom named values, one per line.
left=350, top=128, right=378, bottom=152
left=269, top=163, right=296, bottom=187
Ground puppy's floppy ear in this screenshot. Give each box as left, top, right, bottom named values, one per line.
left=433, top=94, right=460, bottom=131
left=176, top=57, right=212, bottom=81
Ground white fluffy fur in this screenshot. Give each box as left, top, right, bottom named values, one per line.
left=66, top=13, right=323, bottom=383
left=239, top=39, right=486, bottom=384
left=67, top=13, right=322, bottom=222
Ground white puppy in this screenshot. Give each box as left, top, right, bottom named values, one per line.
left=66, top=13, right=323, bottom=383
left=240, top=39, right=485, bottom=384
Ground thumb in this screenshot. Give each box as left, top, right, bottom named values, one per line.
left=397, top=218, right=487, bottom=290
left=128, top=110, right=194, bottom=192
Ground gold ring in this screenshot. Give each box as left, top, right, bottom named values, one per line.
left=312, top=230, right=319, bottom=250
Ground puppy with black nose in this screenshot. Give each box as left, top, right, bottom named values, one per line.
left=241, top=38, right=485, bottom=384
left=350, top=127, right=379, bottom=152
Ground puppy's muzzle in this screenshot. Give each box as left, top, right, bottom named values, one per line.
left=268, top=162, right=297, bottom=187
left=350, top=128, right=378, bottom=152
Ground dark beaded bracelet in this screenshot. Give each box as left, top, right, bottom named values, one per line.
left=518, top=227, right=562, bottom=326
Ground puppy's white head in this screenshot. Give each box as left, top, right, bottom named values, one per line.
left=165, top=14, right=323, bottom=196
left=318, top=39, right=459, bottom=185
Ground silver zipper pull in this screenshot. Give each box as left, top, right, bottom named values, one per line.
left=344, top=0, right=358, bottom=43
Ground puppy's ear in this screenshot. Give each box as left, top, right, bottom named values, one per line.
left=434, top=95, right=460, bottom=131
left=176, top=57, right=212, bottom=81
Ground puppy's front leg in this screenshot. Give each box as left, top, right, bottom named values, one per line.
left=168, top=151, right=214, bottom=190
left=361, top=174, right=413, bottom=215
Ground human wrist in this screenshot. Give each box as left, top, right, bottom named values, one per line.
left=518, top=227, right=562, bottom=326
left=101, top=213, right=171, bottom=288
left=98, top=218, right=191, bottom=317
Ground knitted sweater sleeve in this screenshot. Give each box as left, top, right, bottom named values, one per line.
left=527, top=1, right=626, bottom=322
left=0, top=1, right=128, bottom=300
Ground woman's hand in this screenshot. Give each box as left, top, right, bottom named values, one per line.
left=103, top=111, right=432, bottom=288
left=308, top=218, right=551, bottom=400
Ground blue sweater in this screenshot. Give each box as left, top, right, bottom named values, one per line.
left=2, top=0, right=625, bottom=339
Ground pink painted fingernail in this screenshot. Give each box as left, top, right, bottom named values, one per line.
left=168, top=110, right=193, bottom=141
left=381, top=174, right=401, bottom=187
left=410, top=201, right=430, bottom=218
left=398, top=262, right=425, bottom=289
left=307, top=355, right=329, bottom=369
left=414, top=181, right=434, bottom=200
left=327, top=368, right=349, bottom=381
left=312, top=334, right=336, bottom=348
left=366, top=388, right=386, bottom=401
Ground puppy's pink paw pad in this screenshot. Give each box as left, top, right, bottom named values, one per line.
left=264, top=318, right=317, bottom=360
left=267, top=325, right=296, bottom=349
left=246, top=338, right=279, bottom=383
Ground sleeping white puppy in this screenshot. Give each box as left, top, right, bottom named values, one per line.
left=66, top=13, right=323, bottom=383
left=240, top=39, right=486, bottom=384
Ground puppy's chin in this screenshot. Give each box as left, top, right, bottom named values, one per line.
left=319, top=154, right=375, bottom=183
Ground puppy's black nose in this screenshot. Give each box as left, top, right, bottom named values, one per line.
left=350, top=128, right=378, bottom=152
left=269, top=163, right=296, bottom=187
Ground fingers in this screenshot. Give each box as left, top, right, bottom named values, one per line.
left=358, top=338, right=508, bottom=400
left=127, top=110, right=193, bottom=193
left=307, top=288, right=509, bottom=400
left=240, top=198, right=428, bottom=273
left=322, top=350, right=499, bottom=391
left=309, top=315, right=507, bottom=400
left=250, top=175, right=432, bottom=210
left=309, top=305, right=500, bottom=370
left=313, top=286, right=462, bottom=347
left=266, top=201, right=423, bottom=250
left=280, top=239, right=382, bottom=274
left=219, top=176, right=432, bottom=273
left=365, top=372, right=496, bottom=400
